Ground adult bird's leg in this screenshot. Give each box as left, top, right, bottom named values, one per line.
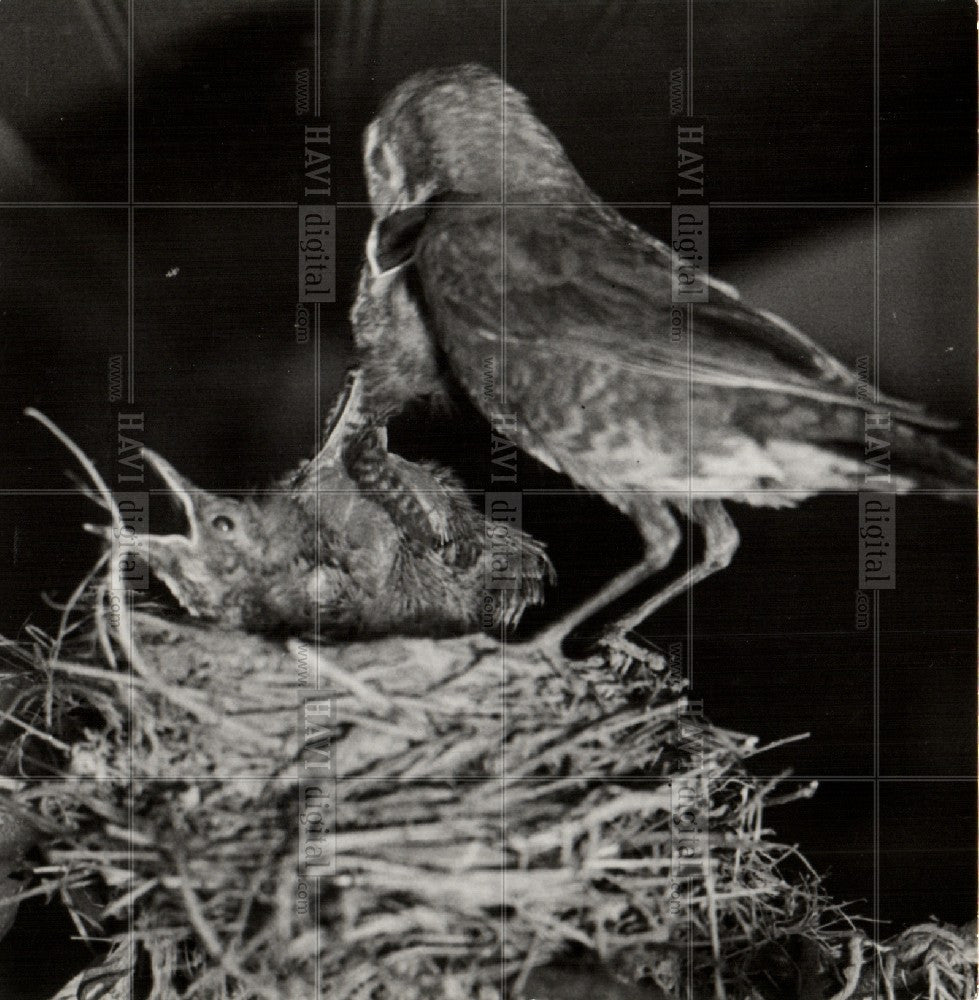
left=605, top=499, right=740, bottom=639
left=527, top=502, right=682, bottom=653
left=343, top=429, right=457, bottom=554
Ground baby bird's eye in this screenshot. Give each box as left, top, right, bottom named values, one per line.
left=212, top=514, right=235, bottom=533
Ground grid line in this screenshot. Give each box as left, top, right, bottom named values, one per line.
left=18, top=773, right=975, bottom=785
left=1, top=199, right=975, bottom=209
left=125, top=0, right=136, bottom=989
left=9, top=487, right=974, bottom=498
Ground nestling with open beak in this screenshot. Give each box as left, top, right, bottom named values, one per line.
left=128, top=370, right=552, bottom=637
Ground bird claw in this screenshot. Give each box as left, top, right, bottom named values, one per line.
left=597, top=629, right=664, bottom=672
left=516, top=624, right=660, bottom=673
left=509, top=626, right=570, bottom=670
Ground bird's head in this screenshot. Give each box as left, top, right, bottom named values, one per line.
left=363, top=63, right=591, bottom=217
left=123, top=438, right=392, bottom=634
left=132, top=449, right=287, bottom=627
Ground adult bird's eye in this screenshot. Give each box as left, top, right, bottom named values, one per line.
left=212, top=515, right=235, bottom=533
left=369, top=140, right=386, bottom=177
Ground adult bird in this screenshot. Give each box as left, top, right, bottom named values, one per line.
left=357, top=63, right=974, bottom=650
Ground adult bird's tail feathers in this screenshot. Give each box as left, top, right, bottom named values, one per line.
left=887, top=420, right=976, bottom=499
left=817, top=408, right=975, bottom=500
left=739, top=388, right=974, bottom=502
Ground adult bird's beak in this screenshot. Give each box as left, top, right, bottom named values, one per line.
left=371, top=201, right=431, bottom=272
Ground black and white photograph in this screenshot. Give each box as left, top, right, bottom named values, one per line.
left=0, top=2, right=975, bottom=998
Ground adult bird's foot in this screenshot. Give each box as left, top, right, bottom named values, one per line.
left=508, top=624, right=574, bottom=670
left=597, top=629, right=666, bottom=673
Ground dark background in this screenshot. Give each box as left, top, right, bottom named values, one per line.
left=0, top=1, right=975, bottom=992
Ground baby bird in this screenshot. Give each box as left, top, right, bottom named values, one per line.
left=138, top=370, right=552, bottom=638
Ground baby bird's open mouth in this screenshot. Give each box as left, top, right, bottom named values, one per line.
left=141, top=447, right=200, bottom=547
left=80, top=449, right=198, bottom=548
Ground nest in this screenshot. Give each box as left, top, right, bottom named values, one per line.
left=1, top=413, right=973, bottom=999
left=0, top=583, right=974, bottom=1000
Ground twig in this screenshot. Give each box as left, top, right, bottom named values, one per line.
left=828, top=935, right=864, bottom=1000
left=290, top=639, right=400, bottom=717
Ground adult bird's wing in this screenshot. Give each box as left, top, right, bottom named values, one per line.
left=412, top=201, right=952, bottom=430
